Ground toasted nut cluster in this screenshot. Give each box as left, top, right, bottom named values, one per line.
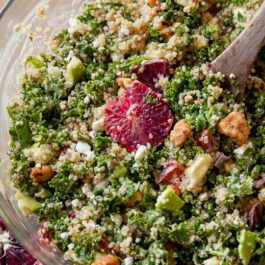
left=30, top=166, right=55, bottom=183
left=116, top=78, right=133, bottom=89
left=170, top=119, right=192, bottom=147
left=217, top=111, right=250, bottom=145
left=148, top=0, right=159, bottom=7
left=91, top=255, right=119, bottom=265
left=117, top=78, right=133, bottom=96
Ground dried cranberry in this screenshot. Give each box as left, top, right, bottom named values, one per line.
left=68, top=212, right=76, bottom=219
left=212, top=152, right=230, bottom=169
left=158, top=160, right=184, bottom=184
left=244, top=198, right=263, bottom=230
left=157, top=159, right=184, bottom=195
left=131, top=59, right=169, bottom=92
left=253, top=177, right=265, bottom=189
left=105, top=81, right=174, bottom=152
left=99, top=237, right=109, bottom=251
left=195, top=129, right=217, bottom=153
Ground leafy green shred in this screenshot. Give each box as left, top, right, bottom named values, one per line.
left=25, top=56, right=45, bottom=68
left=48, top=172, right=77, bottom=194
left=227, top=168, right=253, bottom=198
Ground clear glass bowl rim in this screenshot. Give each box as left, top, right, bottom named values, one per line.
left=0, top=1, right=82, bottom=264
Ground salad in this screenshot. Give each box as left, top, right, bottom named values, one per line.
left=7, top=0, right=265, bottom=264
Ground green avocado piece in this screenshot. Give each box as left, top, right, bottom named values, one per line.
left=185, top=154, right=213, bottom=193
left=238, top=229, right=256, bottom=265
left=156, top=186, right=185, bottom=212
left=15, top=191, right=42, bottom=216
left=65, top=56, right=85, bottom=85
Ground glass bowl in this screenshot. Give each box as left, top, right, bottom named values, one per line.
left=0, top=0, right=83, bottom=263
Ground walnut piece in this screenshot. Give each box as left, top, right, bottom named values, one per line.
left=30, top=166, right=55, bottom=183
left=217, top=111, right=250, bottom=145
left=91, top=255, right=119, bottom=265
left=170, top=119, right=192, bottom=147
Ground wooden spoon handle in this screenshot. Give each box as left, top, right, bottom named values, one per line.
left=211, top=1, right=265, bottom=93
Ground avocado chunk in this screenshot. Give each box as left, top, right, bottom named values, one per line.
left=15, top=191, right=42, bottom=216
left=185, top=154, right=213, bottom=193
left=156, top=186, right=185, bottom=212
left=65, top=56, right=85, bottom=86
left=238, top=229, right=256, bottom=265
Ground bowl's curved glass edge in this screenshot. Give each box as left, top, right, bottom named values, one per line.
left=0, top=0, right=83, bottom=264
left=0, top=0, right=15, bottom=20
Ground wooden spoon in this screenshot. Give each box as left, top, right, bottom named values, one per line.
left=211, top=1, right=265, bottom=97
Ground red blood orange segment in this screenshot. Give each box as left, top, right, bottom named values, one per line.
left=131, top=59, right=169, bottom=91
left=105, top=81, right=174, bottom=152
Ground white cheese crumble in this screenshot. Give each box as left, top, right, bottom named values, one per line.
left=60, top=232, right=69, bottom=240
left=234, top=141, right=253, bottom=156
left=92, top=118, right=105, bottom=131
left=76, top=141, right=95, bottom=160
left=203, top=257, right=220, bottom=265
left=124, top=257, right=134, bottom=265
left=71, top=199, right=82, bottom=209
left=134, top=145, right=147, bottom=160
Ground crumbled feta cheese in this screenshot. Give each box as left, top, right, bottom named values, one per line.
left=68, top=243, right=75, bottom=250
left=92, top=118, right=105, bottom=131
left=124, top=257, right=133, bottom=265
left=60, top=232, right=69, bottom=240
left=203, top=257, right=220, bottom=265
left=111, top=214, right=123, bottom=226
left=71, top=199, right=82, bottom=209
left=76, top=142, right=95, bottom=160
left=234, top=142, right=253, bottom=156
left=84, top=95, right=90, bottom=104
left=134, top=145, right=147, bottom=160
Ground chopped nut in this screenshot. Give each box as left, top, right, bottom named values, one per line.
left=170, top=119, right=192, bottom=147
left=116, top=78, right=133, bottom=89
left=30, top=166, right=55, bottom=183
left=92, top=254, right=119, bottom=265
left=148, top=0, right=159, bottom=7
left=244, top=198, right=263, bottom=230
left=217, top=111, right=250, bottom=145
